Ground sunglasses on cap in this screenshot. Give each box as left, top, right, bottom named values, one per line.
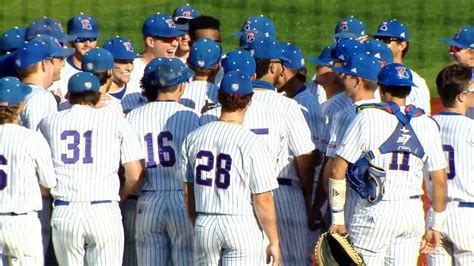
left=74, top=37, right=97, bottom=43
left=375, top=37, right=401, bottom=44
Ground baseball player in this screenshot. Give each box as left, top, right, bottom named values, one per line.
left=182, top=38, right=221, bottom=114
left=328, top=63, right=447, bottom=265
left=333, top=16, right=368, bottom=42
left=0, top=77, right=56, bottom=265
left=39, top=71, right=144, bottom=265
left=372, top=19, right=432, bottom=114
left=0, top=26, right=26, bottom=55
left=428, top=64, right=474, bottom=265
left=127, top=58, right=198, bottom=266
left=172, top=4, right=200, bottom=63
left=181, top=70, right=281, bottom=265
left=306, top=45, right=338, bottom=104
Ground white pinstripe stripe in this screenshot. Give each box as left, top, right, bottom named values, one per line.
left=180, top=80, right=218, bottom=114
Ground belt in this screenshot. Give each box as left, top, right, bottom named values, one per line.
left=277, top=178, right=292, bottom=186
left=142, top=189, right=183, bottom=193
left=409, top=195, right=420, bottom=199
left=0, top=212, right=28, bottom=216
left=459, top=202, right=474, bottom=208
left=53, top=200, right=112, bottom=206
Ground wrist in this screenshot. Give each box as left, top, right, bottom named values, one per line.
left=430, top=209, right=446, bottom=232
left=331, top=210, right=345, bottom=225
left=328, top=177, right=346, bottom=225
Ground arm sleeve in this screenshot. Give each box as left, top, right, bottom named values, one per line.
left=118, top=118, right=145, bottom=164
left=32, top=133, right=57, bottom=188
left=424, top=120, right=447, bottom=171
left=285, top=101, right=315, bottom=156
left=180, top=138, right=194, bottom=183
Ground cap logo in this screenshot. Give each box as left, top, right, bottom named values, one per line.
left=243, top=20, right=251, bottom=32
left=182, top=11, right=192, bottom=18
left=123, top=41, right=134, bottom=52
left=84, top=82, right=92, bottom=89
left=165, top=18, right=176, bottom=28
left=351, top=68, right=357, bottom=73
left=400, top=32, right=406, bottom=38
left=15, top=59, right=21, bottom=67
left=246, top=32, right=255, bottom=42
left=197, top=60, right=205, bottom=67
left=81, top=19, right=92, bottom=30
left=339, top=21, right=348, bottom=31
left=86, top=63, right=94, bottom=71
left=379, top=21, right=388, bottom=31
left=396, top=66, right=409, bottom=79
left=231, top=83, right=239, bottom=91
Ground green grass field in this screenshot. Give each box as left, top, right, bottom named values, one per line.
left=1, top=0, right=472, bottom=97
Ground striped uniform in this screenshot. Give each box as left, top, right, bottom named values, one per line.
left=293, top=86, right=322, bottom=150
left=306, top=75, right=327, bottom=104
left=428, top=113, right=474, bottom=265
left=58, top=94, right=124, bottom=116
left=126, top=101, right=200, bottom=266
left=20, top=84, right=58, bottom=130
left=38, top=104, right=144, bottom=266
left=56, top=59, right=82, bottom=99
left=121, top=92, right=148, bottom=113
left=336, top=106, right=446, bottom=265
left=181, top=121, right=279, bottom=265
left=0, top=124, right=56, bottom=265
left=406, top=71, right=431, bottom=115
left=180, top=80, right=218, bottom=114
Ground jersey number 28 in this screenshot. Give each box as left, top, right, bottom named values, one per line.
left=195, top=151, right=232, bottom=189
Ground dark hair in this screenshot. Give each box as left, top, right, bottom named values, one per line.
left=218, top=91, right=253, bottom=112
left=93, top=70, right=111, bottom=86
left=287, top=67, right=307, bottom=83
left=379, top=84, right=412, bottom=98
left=68, top=91, right=102, bottom=105
left=141, top=74, right=179, bottom=102
left=189, top=15, right=220, bottom=39
left=0, top=104, right=21, bottom=124
left=362, top=79, right=378, bottom=92
left=436, top=64, right=472, bottom=108
left=255, top=59, right=272, bottom=79
left=188, top=64, right=217, bottom=76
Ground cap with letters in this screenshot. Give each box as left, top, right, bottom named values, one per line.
left=142, top=13, right=186, bottom=38
left=67, top=13, right=100, bottom=39
left=440, top=26, right=474, bottom=49
left=15, top=38, right=56, bottom=70
left=372, top=19, right=409, bottom=42
left=235, top=15, right=275, bottom=38
left=81, top=48, right=114, bottom=72
left=332, top=54, right=381, bottom=82
left=173, top=4, right=199, bottom=21
left=188, top=38, right=222, bottom=68
left=377, top=63, right=417, bottom=87
left=0, top=27, right=26, bottom=53
left=149, top=58, right=194, bottom=87
left=281, top=43, right=305, bottom=69
left=334, top=16, right=367, bottom=39
left=68, top=71, right=101, bottom=93
left=222, top=48, right=256, bottom=77
left=102, top=36, right=138, bottom=60
left=220, top=70, right=253, bottom=94
left=249, top=36, right=290, bottom=62
left=307, top=45, right=336, bottom=66
left=26, top=17, right=74, bottom=43
left=0, top=77, right=32, bottom=106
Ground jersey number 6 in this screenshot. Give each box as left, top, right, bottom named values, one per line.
left=195, top=151, right=232, bottom=189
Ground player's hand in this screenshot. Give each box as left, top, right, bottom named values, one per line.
left=329, top=224, right=347, bottom=235
left=420, top=229, right=441, bottom=254
left=308, top=205, right=325, bottom=231
left=95, top=93, right=110, bottom=109
left=266, top=243, right=281, bottom=265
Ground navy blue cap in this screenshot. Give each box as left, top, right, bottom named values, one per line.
left=81, top=48, right=114, bottom=72
left=0, top=53, right=17, bottom=78
left=68, top=71, right=101, bottom=93
left=249, top=36, right=290, bottom=62
left=239, top=30, right=261, bottom=49
left=142, top=13, right=186, bottom=38
left=364, top=40, right=393, bottom=66
left=281, top=43, right=305, bottom=69
left=220, top=70, right=253, bottom=94
left=149, top=58, right=194, bottom=87
left=15, top=38, right=56, bottom=70
left=334, top=39, right=365, bottom=62
left=33, top=35, right=75, bottom=58
left=440, top=26, right=474, bottom=49
left=234, top=15, right=276, bottom=38
left=334, top=16, right=367, bottom=39
left=173, top=4, right=199, bottom=21
left=26, top=17, right=74, bottom=43
left=67, top=13, right=100, bottom=39
left=377, top=63, right=417, bottom=87
left=222, top=48, right=256, bottom=77
left=372, top=19, right=409, bottom=42
left=102, top=36, right=138, bottom=60
left=0, top=77, right=31, bottom=106
left=144, top=57, right=165, bottom=76
left=332, top=54, right=381, bottom=82
left=0, top=27, right=26, bottom=53
left=188, top=38, right=222, bottom=68
left=307, top=45, right=336, bottom=66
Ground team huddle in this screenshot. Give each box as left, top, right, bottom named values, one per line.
left=0, top=3, right=473, bottom=266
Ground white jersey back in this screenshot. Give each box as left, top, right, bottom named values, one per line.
left=121, top=92, right=148, bottom=113
left=39, top=105, right=144, bottom=202
left=180, top=80, right=218, bottom=114
left=128, top=57, right=147, bottom=93
left=432, top=113, right=474, bottom=202
left=306, top=76, right=327, bottom=104
left=20, top=85, right=58, bottom=130
left=58, top=94, right=124, bottom=116
left=336, top=107, right=446, bottom=199
left=181, top=121, right=278, bottom=216
left=293, top=87, right=322, bottom=149
left=126, top=101, right=200, bottom=190
left=0, top=124, right=56, bottom=213
left=406, top=70, right=431, bottom=115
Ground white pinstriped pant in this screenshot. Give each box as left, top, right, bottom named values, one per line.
left=135, top=190, right=193, bottom=266
left=122, top=197, right=138, bottom=266
left=427, top=200, right=474, bottom=266
left=349, top=197, right=424, bottom=265
left=51, top=201, right=124, bottom=266
left=0, top=212, right=43, bottom=266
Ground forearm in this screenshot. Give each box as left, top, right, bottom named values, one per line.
left=312, top=157, right=328, bottom=208
left=254, top=191, right=279, bottom=246
left=295, top=152, right=316, bottom=213
left=329, top=156, right=349, bottom=225
left=119, top=160, right=144, bottom=202
left=430, top=169, right=447, bottom=213
left=183, top=182, right=196, bottom=225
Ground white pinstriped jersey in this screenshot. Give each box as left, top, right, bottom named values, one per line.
left=407, top=71, right=431, bottom=115
left=20, top=84, right=58, bottom=130
left=126, top=101, right=200, bottom=191
left=39, top=104, right=144, bottom=202
left=58, top=94, right=124, bottom=116
left=319, top=92, right=352, bottom=153
left=180, top=80, right=218, bottom=114
left=0, top=124, right=56, bottom=213
left=121, top=92, right=147, bottom=113
left=336, top=107, right=446, bottom=200
left=432, top=113, right=474, bottom=202
left=53, top=59, right=82, bottom=100
left=327, top=99, right=379, bottom=158
left=306, top=75, right=327, bottom=104
left=181, top=121, right=278, bottom=216
left=293, top=87, right=322, bottom=149
left=128, top=57, right=147, bottom=93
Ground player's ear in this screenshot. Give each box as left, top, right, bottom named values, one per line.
left=145, top=36, right=155, bottom=48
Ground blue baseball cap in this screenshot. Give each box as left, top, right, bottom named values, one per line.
left=188, top=38, right=222, bottom=68
left=332, top=54, right=381, bottom=82
left=364, top=40, right=393, bottom=66
left=68, top=71, right=101, bottom=93
left=149, top=58, right=194, bottom=87
left=281, top=43, right=305, bottom=69
left=81, top=48, right=114, bottom=72
left=26, top=17, right=74, bottom=43
left=334, top=16, right=367, bottom=39
left=220, top=70, right=253, bottom=94
left=307, top=44, right=337, bottom=66
left=0, top=53, right=17, bottom=78
left=142, top=13, right=186, bottom=38
left=0, top=77, right=31, bottom=106
left=222, top=48, right=256, bottom=77
left=239, top=30, right=261, bottom=49
left=33, top=35, right=75, bottom=58
left=15, top=38, right=57, bottom=70
left=102, top=36, right=138, bottom=60
left=173, top=4, right=199, bottom=21
left=234, top=15, right=276, bottom=38
left=440, top=26, right=474, bottom=49
left=377, top=63, right=417, bottom=87
left=0, top=27, right=26, bottom=53
left=144, top=57, right=165, bottom=76
left=249, top=36, right=290, bottom=62
left=334, top=39, right=365, bottom=62
left=67, top=13, right=100, bottom=39
left=372, top=19, right=409, bottom=42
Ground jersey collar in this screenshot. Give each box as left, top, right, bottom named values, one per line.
left=66, top=56, right=82, bottom=71
left=292, top=85, right=307, bottom=98
left=438, top=111, right=463, bottom=116
left=252, top=80, right=275, bottom=91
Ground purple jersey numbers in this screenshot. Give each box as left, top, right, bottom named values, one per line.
left=61, top=130, right=93, bottom=164
left=0, top=155, right=7, bottom=190
left=144, top=131, right=176, bottom=168
left=442, top=144, right=456, bottom=180
left=389, top=151, right=410, bottom=171
left=195, top=150, right=232, bottom=189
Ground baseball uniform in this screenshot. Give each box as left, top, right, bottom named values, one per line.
left=306, top=77, right=327, bottom=104
left=180, top=80, right=218, bottom=114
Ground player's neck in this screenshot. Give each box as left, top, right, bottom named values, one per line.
left=157, top=92, right=179, bottom=102
left=444, top=105, right=467, bottom=116
left=21, top=74, right=49, bottom=89
left=193, top=75, right=211, bottom=81
left=109, top=80, right=126, bottom=93
left=71, top=53, right=83, bottom=69
left=218, top=111, right=245, bottom=125
left=393, top=56, right=403, bottom=64
left=281, top=78, right=304, bottom=98
left=175, top=50, right=189, bottom=62
left=352, top=89, right=376, bottom=103
left=382, top=95, right=406, bottom=106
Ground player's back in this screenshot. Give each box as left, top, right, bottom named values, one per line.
left=433, top=113, right=474, bottom=202
left=20, top=85, right=58, bottom=130
left=319, top=92, right=352, bottom=153
left=180, top=80, right=218, bottom=114
left=127, top=101, right=200, bottom=190
left=182, top=121, right=276, bottom=216
left=293, top=87, right=322, bottom=147
left=39, top=104, right=141, bottom=202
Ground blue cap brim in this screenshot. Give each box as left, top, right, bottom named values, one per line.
left=379, top=79, right=417, bottom=87
left=440, top=38, right=470, bottom=49
left=175, top=23, right=189, bottom=32
left=51, top=47, right=75, bottom=58
left=334, top=32, right=362, bottom=39
left=307, top=56, right=333, bottom=66
left=332, top=66, right=376, bottom=82
left=71, top=32, right=100, bottom=39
